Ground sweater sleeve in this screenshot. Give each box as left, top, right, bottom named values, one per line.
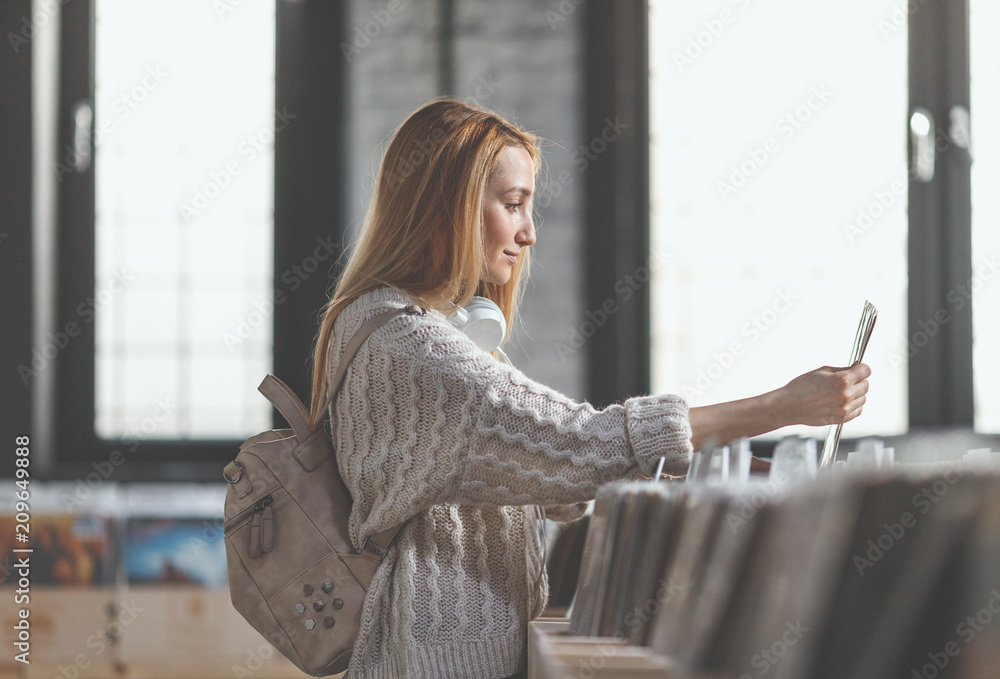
left=332, top=304, right=691, bottom=542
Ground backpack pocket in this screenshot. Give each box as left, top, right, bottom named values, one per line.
left=224, top=486, right=368, bottom=675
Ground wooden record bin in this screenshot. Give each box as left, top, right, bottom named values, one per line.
left=528, top=618, right=722, bottom=679
left=529, top=468, right=1000, bottom=679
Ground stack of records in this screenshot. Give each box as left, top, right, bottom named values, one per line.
left=569, top=482, right=689, bottom=644
left=544, top=513, right=591, bottom=612
left=567, top=468, right=1000, bottom=679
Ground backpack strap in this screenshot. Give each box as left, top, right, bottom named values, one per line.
left=325, top=306, right=417, bottom=412
left=362, top=524, right=404, bottom=558
left=258, top=375, right=312, bottom=441
left=258, top=303, right=426, bottom=433
left=257, top=302, right=426, bottom=559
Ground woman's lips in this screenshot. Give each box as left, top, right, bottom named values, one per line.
left=504, top=251, right=518, bottom=265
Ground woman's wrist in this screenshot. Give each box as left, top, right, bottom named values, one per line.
left=759, top=385, right=794, bottom=432
left=689, top=386, right=796, bottom=452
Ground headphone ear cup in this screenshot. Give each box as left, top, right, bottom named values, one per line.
left=461, top=297, right=506, bottom=352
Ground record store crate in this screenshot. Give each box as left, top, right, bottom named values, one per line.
left=528, top=619, right=724, bottom=679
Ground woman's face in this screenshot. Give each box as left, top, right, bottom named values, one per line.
left=481, top=145, right=536, bottom=285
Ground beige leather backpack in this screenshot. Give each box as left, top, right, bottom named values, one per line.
left=223, top=305, right=422, bottom=676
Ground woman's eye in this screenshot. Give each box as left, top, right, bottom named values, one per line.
left=506, top=202, right=523, bottom=213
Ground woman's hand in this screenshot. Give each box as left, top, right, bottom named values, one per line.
left=777, top=364, right=871, bottom=426
left=688, top=363, right=871, bottom=452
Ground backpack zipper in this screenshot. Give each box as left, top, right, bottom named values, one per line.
left=226, top=494, right=276, bottom=558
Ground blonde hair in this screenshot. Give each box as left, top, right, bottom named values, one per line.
left=308, top=98, right=541, bottom=424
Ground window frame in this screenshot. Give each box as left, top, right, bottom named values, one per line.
left=907, top=0, right=975, bottom=428
left=50, top=0, right=350, bottom=479
left=0, top=0, right=35, bottom=476
left=38, top=0, right=999, bottom=479
left=594, top=0, right=996, bottom=453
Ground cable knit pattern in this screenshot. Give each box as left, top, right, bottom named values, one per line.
left=329, top=286, right=692, bottom=679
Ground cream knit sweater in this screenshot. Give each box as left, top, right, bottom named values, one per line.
left=329, top=287, right=692, bottom=679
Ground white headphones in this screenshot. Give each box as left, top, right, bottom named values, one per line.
left=447, top=296, right=507, bottom=355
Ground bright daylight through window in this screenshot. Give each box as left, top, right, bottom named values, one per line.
left=94, top=1, right=276, bottom=439
left=649, top=0, right=909, bottom=438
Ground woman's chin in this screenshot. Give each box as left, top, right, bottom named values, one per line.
left=482, top=268, right=512, bottom=285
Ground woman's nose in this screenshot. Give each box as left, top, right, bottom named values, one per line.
left=518, top=215, right=536, bottom=247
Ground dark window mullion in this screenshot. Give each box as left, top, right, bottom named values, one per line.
left=0, top=0, right=35, bottom=472
left=273, top=0, right=350, bottom=411
left=907, top=0, right=974, bottom=428
left=583, top=0, right=650, bottom=408
left=55, top=0, right=99, bottom=460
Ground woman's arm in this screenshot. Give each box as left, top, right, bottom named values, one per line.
left=689, top=363, right=871, bottom=452
left=333, top=306, right=693, bottom=540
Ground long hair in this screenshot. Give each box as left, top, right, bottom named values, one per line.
left=308, top=99, right=541, bottom=425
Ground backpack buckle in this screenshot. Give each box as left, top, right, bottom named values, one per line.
left=360, top=535, right=386, bottom=557
left=223, top=461, right=243, bottom=484
left=224, top=460, right=252, bottom=498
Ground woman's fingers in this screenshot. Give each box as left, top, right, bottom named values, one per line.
left=784, top=363, right=872, bottom=426
left=836, top=363, right=870, bottom=423
left=843, top=393, right=867, bottom=423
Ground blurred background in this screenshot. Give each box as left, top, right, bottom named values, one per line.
left=0, top=0, right=997, bottom=676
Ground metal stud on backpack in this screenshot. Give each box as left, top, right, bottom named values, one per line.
left=223, top=306, right=422, bottom=676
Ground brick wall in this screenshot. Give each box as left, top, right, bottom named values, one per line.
left=346, top=0, right=586, bottom=399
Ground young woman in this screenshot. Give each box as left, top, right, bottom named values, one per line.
left=309, top=99, right=870, bottom=679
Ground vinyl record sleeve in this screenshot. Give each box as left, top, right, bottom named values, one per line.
left=599, top=484, right=651, bottom=638
left=679, top=492, right=770, bottom=669
left=648, top=488, right=729, bottom=658
left=624, top=486, right=688, bottom=646
left=568, top=483, right=622, bottom=636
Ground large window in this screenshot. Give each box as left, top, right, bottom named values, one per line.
left=651, top=0, right=997, bottom=439
left=93, top=0, right=275, bottom=439
left=52, top=1, right=347, bottom=471
left=649, top=0, right=908, bottom=437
